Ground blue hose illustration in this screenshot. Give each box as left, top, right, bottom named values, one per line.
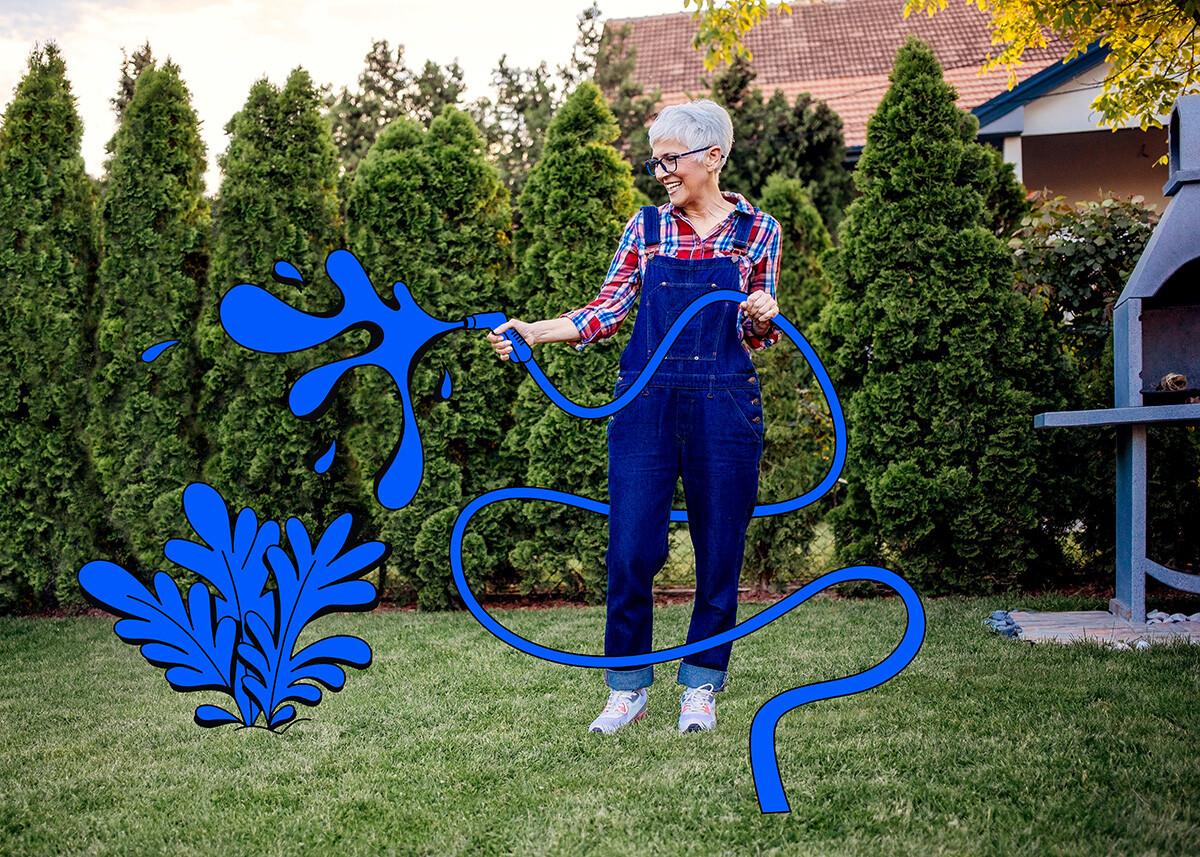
left=219, top=250, right=926, bottom=814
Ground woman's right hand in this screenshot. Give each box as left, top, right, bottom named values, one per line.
left=487, top=318, right=534, bottom=362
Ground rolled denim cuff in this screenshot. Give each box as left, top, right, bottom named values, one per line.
left=606, top=666, right=653, bottom=691
left=677, top=663, right=727, bottom=692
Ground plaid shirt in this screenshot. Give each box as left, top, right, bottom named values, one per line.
left=563, top=193, right=783, bottom=353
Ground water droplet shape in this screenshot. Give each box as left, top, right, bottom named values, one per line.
left=141, top=340, right=180, bottom=362
left=439, top=369, right=453, bottom=400
left=273, top=261, right=303, bottom=286
left=314, top=442, right=336, bottom=474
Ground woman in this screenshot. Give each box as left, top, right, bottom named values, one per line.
left=488, top=99, right=781, bottom=734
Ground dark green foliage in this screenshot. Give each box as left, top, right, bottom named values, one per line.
left=88, top=59, right=210, bottom=576
left=815, top=39, right=1074, bottom=593
left=110, top=42, right=154, bottom=119
left=345, top=107, right=516, bottom=609
left=325, top=40, right=465, bottom=180
left=742, top=174, right=835, bottom=587
left=0, top=44, right=106, bottom=610
left=707, top=57, right=854, bottom=234
left=978, top=142, right=1029, bottom=239
left=1013, top=195, right=1159, bottom=362
left=199, top=68, right=345, bottom=535
left=508, top=82, right=637, bottom=602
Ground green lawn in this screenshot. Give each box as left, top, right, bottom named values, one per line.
left=2, top=594, right=1198, bottom=856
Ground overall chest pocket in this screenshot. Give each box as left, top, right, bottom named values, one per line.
left=645, top=281, right=724, bottom=362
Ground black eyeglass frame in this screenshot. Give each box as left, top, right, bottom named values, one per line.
left=644, top=146, right=716, bottom=176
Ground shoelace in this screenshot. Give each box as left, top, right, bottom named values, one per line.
left=601, top=690, right=641, bottom=715
left=681, top=684, right=715, bottom=713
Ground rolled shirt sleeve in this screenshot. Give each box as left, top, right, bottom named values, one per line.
left=739, top=216, right=782, bottom=351
left=561, top=212, right=643, bottom=349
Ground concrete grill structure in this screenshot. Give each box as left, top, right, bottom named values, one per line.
left=1035, top=95, right=1200, bottom=622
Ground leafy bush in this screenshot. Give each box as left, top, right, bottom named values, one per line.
left=0, top=44, right=107, bottom=611
left=507, top=82, right=637, bottom=602
left=815, top=39, right=1074, bottom=594
left=344, top=107, right=517, bottom=609
left=1011, top=193, right=1200, bottom=577
left=743, top=174, right=836, bottom=588
left=87, top=59, right=210, bottom=577
left=199, top=67, right=347, bottom=534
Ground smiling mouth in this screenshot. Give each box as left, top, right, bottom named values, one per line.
left=664, top=180, right=682, bottom=193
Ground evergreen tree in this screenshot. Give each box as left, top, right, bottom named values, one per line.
left=326, top=41, right=465, bottom=180
left=88, top=59, right=210, bottom=575
left=507, top=82, right=637, bottom=601
left=815, top=39, right=1072, bottom=593
left=471, top=56, right=558, bottom=202
left=594, top=19, right=661, bottom=203
left=708, top=56, right=854, bottom=233
left=111, top=41, right=155, bottom=119
left=344, top=106, right=516, bottom=608
left=200, top=68, right=345, bottom=532
left=742, top=174, right=835, bottom=588
left=0, top=44, right=106, bottom=610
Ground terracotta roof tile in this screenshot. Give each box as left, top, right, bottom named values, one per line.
left=609, top=0, right=1072, bottom=147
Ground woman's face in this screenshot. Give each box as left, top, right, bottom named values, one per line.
left=650, top=136, right=716, bottom=209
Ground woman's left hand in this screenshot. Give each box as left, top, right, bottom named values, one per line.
left=741, top=291, right=779, bottom=332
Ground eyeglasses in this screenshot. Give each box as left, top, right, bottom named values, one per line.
left=645, top=146, right=714, bottom=176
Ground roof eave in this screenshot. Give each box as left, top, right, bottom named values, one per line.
left=972, top=42, right=1110, bottom=131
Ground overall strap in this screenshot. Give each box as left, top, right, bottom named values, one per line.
left=730, top=208, right=755, bottom=256
left=641, top=205, right=660, bottom=261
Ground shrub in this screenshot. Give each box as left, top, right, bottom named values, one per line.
left=344, top=107, right=517, bottom=609
left=0, top=44, right=107, bottom=610
left=88, top=59, right=210, bottom=576
left=814, top=39, right=1073, bottom=593
left=199, top=68, right=346, bottom=534
left=507, top=82, right=637, bottom=602
left=742, top=173, right=836, bottom=588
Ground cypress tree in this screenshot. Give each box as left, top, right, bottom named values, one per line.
left=742, top=173, right=835, bottom=588
left=199, top=68, right=345, bottom=531
left=0, top=44, right=105, bottom=610
left=507, top=82, right=637, bottom=601
left=88, top=59, right=210, bottom=575
left=815, top=39, right=1072, bottom=593
left=344, top=106, right=516, bottom=608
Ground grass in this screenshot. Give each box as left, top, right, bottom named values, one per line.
left=2, top=593, right=1199, bottom=856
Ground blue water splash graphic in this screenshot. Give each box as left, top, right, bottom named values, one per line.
left=141, top=340, right=179, bottom=362
left=212, top=250, right=925, bottom=812
left=438, top=368, right=453, bottom=400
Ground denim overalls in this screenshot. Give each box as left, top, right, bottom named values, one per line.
left=605, top=205, right=764, bottom=692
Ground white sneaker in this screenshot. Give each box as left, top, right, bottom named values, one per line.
left=588, top=688, right=647, bottom=734
left=678, top=683, right=716, bottom=732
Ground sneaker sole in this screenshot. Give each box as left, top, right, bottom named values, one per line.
left=679, top=720, right=715, bottom=733
left=588, top=707, right=647, bottom=734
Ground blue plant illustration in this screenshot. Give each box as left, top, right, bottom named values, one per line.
left=78, top=482, right=385, bottom=730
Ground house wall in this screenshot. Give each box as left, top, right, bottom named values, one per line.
left=1021, top=128, right=1170, bottom=210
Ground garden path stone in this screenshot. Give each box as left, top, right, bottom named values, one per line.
left=994, top=610, right=1200, bottom=645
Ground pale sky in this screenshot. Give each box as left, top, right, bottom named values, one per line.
left=0, top=0, right=689, bottom=188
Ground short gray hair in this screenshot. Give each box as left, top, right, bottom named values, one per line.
left=648, top=99, right=734, bottom=171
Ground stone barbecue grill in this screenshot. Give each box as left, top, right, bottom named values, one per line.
left=1036, top=95, right=1200, bottom=623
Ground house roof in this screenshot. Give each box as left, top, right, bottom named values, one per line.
left=608, top=0, right=1073, bottom=148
